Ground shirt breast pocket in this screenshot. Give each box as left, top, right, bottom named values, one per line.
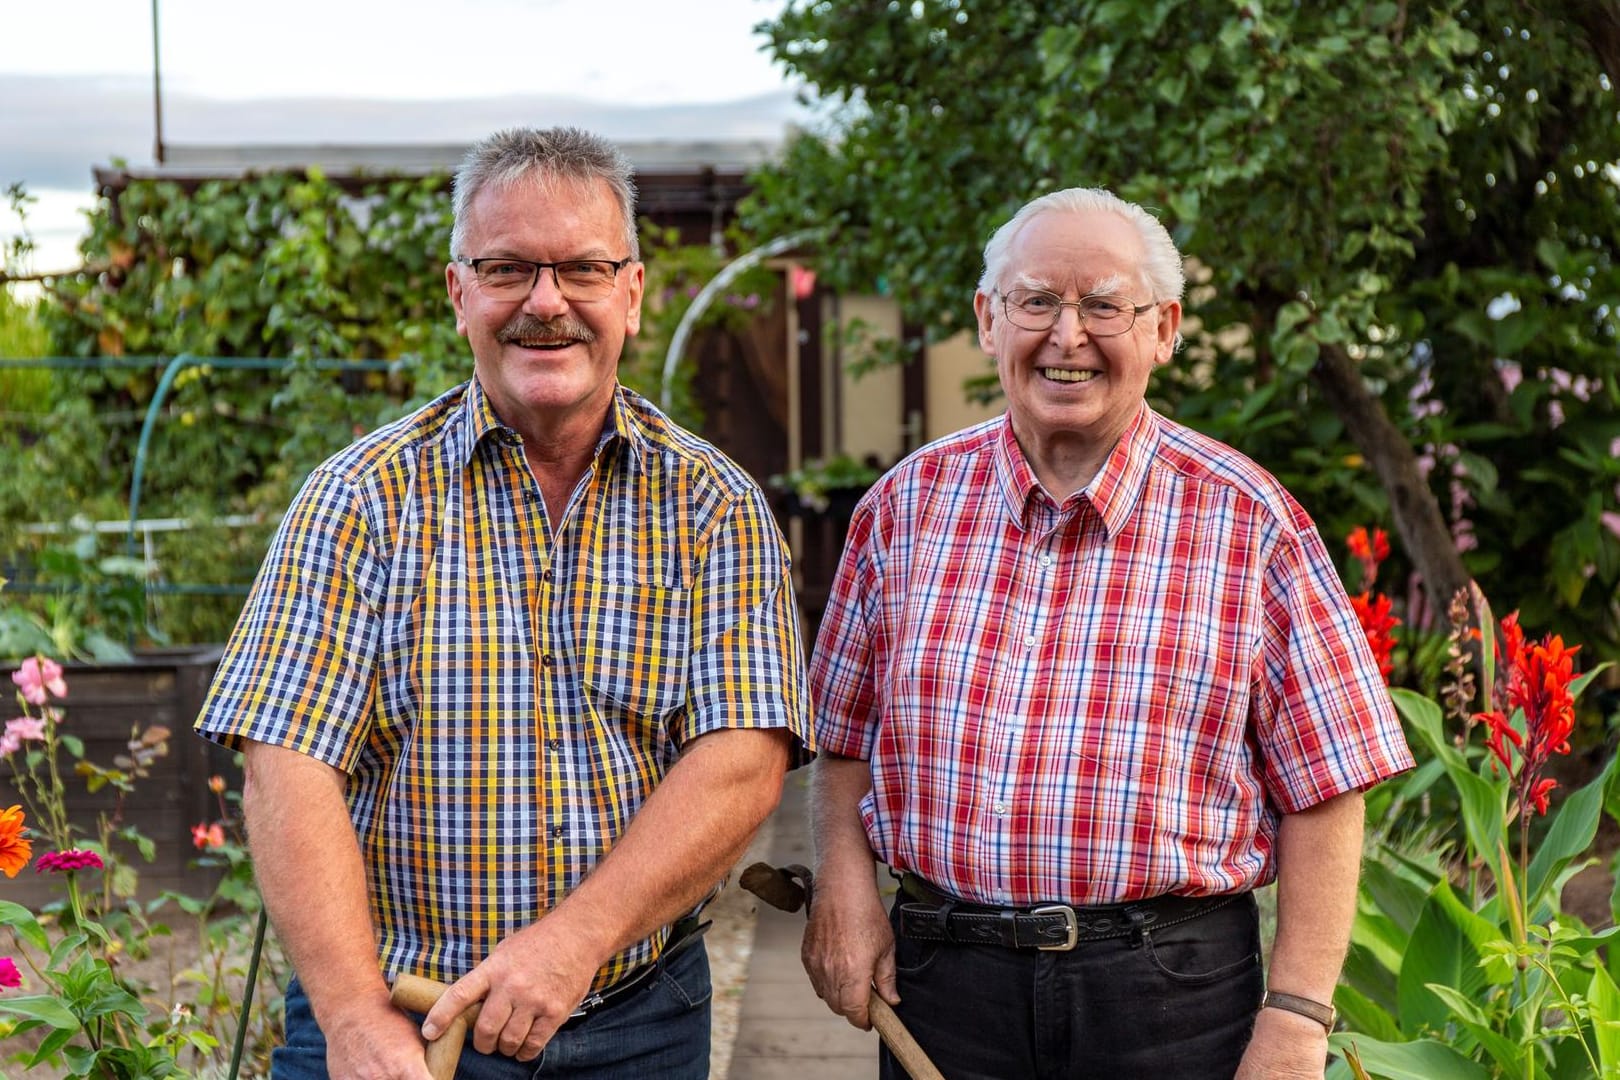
left=581, top=580, right=692, bottom=724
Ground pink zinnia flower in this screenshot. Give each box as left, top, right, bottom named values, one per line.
left=11, top=657, right=67, bottom=707
left=4, top=717, right=45, bottom=743
left=34, top=849, right=104, bottom=874
left=0, top=731, right=18, bottom=756
left=0, top=957, right=20, bottom=990
left=191, top=823, right=226, bottom=851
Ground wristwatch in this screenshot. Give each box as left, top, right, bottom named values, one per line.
left=1260, top=989, right=1337, bottom=1032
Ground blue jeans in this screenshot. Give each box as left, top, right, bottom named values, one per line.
left=273, top=943, right=711, bottom=1079
left=881, top=893, right=1263, bottom=1080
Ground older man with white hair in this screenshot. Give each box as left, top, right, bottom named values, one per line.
left=801, top=188, right=1413, bottom=1079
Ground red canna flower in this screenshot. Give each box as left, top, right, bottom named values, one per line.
left=1347, top=526, right=1392, bottom=591
left=1472, top=610, right=1581, bottom=816
left=1351, top=591, right=1400, bottom=683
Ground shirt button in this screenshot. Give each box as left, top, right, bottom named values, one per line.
left=541, top=653, right=555, bottom=668
left=542, top=569, right=555, bottom=583
left=993, top=801, right=1008, bottom=815
left=547, top=739, right=562, bottom=752
left=1023, top=633, right=1037, bottom=648
left=550, top=825, right=564, bottom=839
left=1038, top=554, right=1052, bottom=568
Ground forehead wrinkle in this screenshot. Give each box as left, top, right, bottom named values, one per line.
left=1006, top=270, right=1135, bottom=296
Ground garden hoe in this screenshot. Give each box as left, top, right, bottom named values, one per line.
left=739, top=861, right=946, bottom=1080
left=389, top=973, right=479, bottom=1080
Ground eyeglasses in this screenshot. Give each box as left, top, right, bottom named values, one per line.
left=1000, top=289, right=1156, bottom=335
left=453, top=256, right=635, bottom=302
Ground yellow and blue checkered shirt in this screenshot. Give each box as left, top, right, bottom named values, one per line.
left=197, top=379, right=812, bottom=990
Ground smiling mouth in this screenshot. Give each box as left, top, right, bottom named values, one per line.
left=1040, top=368, right=1098, bottom=384
left=511, top=339, right=580, bottom=351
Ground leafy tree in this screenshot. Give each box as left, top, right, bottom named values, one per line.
left=1, top=172, right=753, bottom=643
left=745, top=0, right=1620, bottom=655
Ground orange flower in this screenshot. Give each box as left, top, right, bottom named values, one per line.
left=191, top=822, right=226, bottom=851
left=0, top=805, right=32, bottom=878
left=207, top=775, right=226, bottom=795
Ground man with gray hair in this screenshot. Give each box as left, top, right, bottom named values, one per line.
left=198, top=126, right=811, bottom=1079
left=801, top=188, right=1412, bottom=1078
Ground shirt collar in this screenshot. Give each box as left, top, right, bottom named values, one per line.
left=991, top=402, right=1162, bottom=539
left=449, top=377, right=643, bottom=469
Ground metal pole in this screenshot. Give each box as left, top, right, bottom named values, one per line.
left=151, top=0, right=165, bottom=164
left=659, top=229, right=822, bottom=413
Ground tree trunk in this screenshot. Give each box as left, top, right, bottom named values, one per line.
left=1312, top=343, right=1471, bottom=623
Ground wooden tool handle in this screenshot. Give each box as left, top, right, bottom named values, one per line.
left=390, top=973, right=481, bottom=1080
left=871, top=996, right=946, bottom=1080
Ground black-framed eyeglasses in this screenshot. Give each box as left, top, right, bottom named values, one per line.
left=1000, top=289, right=1156, bottom=335
left=453, top=256, right=635, bottom=302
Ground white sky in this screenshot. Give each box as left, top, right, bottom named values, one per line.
left=2, top=0, right=792, bottom=103
left=1, top=0, right=799, bottom=275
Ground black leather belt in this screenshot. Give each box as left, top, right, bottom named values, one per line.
left=896, top=874, right=1239, bottom=951
left=564, top=913, right=709, bottom=1023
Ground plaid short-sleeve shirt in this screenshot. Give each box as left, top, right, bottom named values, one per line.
left=809, top=403, right=1412, bottom=907
left=197, top=380, right=812, bottom=989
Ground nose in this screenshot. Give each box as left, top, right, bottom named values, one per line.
left=1050, top=302, right=1091, bottom=350
left=521, top=265, right=570, bottom=318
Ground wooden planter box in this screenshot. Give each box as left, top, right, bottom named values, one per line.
left=2, top=646, right=238, bottom=908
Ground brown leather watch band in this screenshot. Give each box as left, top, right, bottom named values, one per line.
left=1260, top=989, right=1337, bottom=1032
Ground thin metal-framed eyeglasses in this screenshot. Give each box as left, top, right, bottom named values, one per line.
left=1000, top=289, right=1156, bottom=335
left=453, top=256, right=636, bottom=302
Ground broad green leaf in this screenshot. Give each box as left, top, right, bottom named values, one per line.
left=1424, top=984, right=1523, bottom=1073
left=0, top=994, right=79, bottom=1029
left=1590, top=965, right=1620, bottom=1077
left=0, top=900, right=48, bottom=951
left=1327, top=1034, right=1491, bottom=1079
left=1398, top=879, right=1508, bottom=1037
left=1335, top=982, right=1402, bottom=1043
left=1362, top=859, right=1431, bottom=935
left=1527, top=758, right=1612, bottom=911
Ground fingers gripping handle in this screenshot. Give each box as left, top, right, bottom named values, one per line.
left=390, top=973, right=481, bottom=1080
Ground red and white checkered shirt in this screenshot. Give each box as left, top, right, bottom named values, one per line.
left=809, top=404, right=1413, bottom=907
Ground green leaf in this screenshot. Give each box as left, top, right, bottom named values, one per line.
left=0, top=994, right=80, bottom=1030
left=0, top=900, right=48, bottom=951
left=1526, top=757, right=1611, bottom=911
left=1334, top=982, right=1402, bottom=1042
left=58, top=734, right=85, bottom=759
left=1398, top=878, right=1508, bottom=1037
left=1328, top=1034, right=1491, bottom=1079
left=1591, top=964, right=1620, bottom=1076
left=1424, top=983, right=1523, bottom=1072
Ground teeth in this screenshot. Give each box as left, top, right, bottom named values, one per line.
left=1041, top=368, right=1097, bottom=383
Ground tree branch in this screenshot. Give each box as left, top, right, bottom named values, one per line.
left=1311, top=343, right=1471, bottom=622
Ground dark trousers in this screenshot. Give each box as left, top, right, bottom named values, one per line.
left=882, top=893, right=1262, bottom=1080
left=273, top=942, right=711, bottom=1079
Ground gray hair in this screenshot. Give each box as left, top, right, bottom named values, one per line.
left=450, top=127, right=639, bottom=260
left=977, top=187, right=1184, bottom=302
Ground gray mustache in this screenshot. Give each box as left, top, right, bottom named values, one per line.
left=497, top=315, right=598, bottom=346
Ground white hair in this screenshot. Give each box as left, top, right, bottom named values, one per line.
left=977, top=187, right=1185, bottom=302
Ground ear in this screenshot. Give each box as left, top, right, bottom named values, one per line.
left=446, top=262, right=470, bottom=338
left=974, top=290, right=998, bottom=356
left=1153, top=299, right=1182, bottom=364
left=623, top=260, right=645, bottom=337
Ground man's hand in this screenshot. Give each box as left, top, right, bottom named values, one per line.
left=801, top=871, right=897, bottom=1031
left=421, top=916, right=603, bottom=1062
left=1235, top=1006, right=1330, bottom=1079
left=321, top=995, right=434, bottom=1079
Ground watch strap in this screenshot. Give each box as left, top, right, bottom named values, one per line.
left=1260, top=989, right=1336, bottom=1032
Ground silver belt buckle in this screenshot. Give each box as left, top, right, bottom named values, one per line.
left=1030, top=904, right=1079, bottom=951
